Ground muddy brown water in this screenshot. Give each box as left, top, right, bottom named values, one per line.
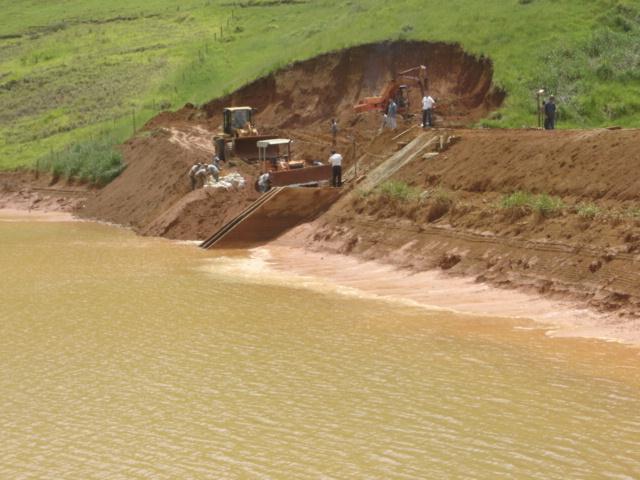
left=1, top=213, right=639, bottom=479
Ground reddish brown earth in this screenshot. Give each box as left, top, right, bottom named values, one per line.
left=79, top=40, right=504, bottom=239
left=78, top=126, right=261, bottom=239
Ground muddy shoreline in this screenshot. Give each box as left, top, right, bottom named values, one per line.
left=0, top=170, right=93, bottom=213
left=263, top=241, right=640, bottom=347
left=2, top=194, right=639, bottom=347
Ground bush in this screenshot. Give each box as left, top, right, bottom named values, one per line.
left=499, top=191, right=564, bottom=218
left=626, top=207, right=640, bottom=219
left=531, top=193, right=564, bottom=217
left=500, top=191, right=532, bottom=209
left=576, top=202, right=601, bottom=219
left=38, top=137, right=125, bottom=186
left=377, top=180, right=419, bottom=202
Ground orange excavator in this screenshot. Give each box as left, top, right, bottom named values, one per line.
left=354, top=65, right=427, bottom=115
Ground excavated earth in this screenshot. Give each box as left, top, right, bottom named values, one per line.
left=79, top=40, right=504, bottom=238
left=6, top=40, right=640, bottom=335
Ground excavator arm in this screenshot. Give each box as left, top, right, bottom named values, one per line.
left=354, top=65, right=427, bottom=113
left=398, top=64, right=427, bottom=97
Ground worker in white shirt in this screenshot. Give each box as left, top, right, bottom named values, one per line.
left=329, top=150, right=343, bottom=187
left=257, top=172, right=271, bottom=193
left=422, top=94, right=435, bottom=128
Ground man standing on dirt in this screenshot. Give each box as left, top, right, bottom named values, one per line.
left=544, top=95, right=557, bottom=130
left=330, top=118, right=339, bottom=147
left=387, top=100, right=398, bottom=130
left=207, top=157, right=220, bottom=183
left=189, top=163, right=203, bottom=190
left=422, top=93, right=435, bottom=128
left=329, top=150, right=343, bottom=187
left=257, top=172, right=271, bottom=193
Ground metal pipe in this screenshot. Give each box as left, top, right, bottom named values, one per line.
left=537, top=89, right=545, bottom=129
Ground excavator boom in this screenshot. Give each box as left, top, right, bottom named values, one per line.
left=354, top=65, right=427, bottom=113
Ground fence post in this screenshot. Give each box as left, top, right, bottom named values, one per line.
left=353, top=138, right=357, bottom=178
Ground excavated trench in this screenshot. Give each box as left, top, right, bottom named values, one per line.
left=200, top=40, right=505, bottom=129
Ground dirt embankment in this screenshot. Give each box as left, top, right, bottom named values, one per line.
left=78, top=40, right=503, bottom=239
left=276, top=128, right=640, bottom=325
left=78, top=126, right=261, bottom=239
left=0, top=170, right=93, bottom=213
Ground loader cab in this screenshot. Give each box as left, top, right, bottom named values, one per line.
left=257, top=138, right=293, bottom=173
left=223, top=107, right=254, bottom=136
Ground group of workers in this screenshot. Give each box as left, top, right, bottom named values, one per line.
left=196, top=84, right=559, bottom=195
left=381, top=93, right=437, bottom=130
left=188, top=155, right=222, bottom=190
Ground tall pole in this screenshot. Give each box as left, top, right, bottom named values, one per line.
left=353, top=138, right=357, bottom=178
left=536, top=89, right=544, bottom=129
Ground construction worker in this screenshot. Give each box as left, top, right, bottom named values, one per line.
left=544, top=95, right=557, bottom=130
left=422, top=93, right=435, bottom=128
left=330, top=118, right=339, bottom=146
left=387, top=100, right=398, bottom=130
left=329, top=150, right=343, bottom=187
left=257, top=172, right=271, bottom=193
left=194, top=164, right=209, bottom=188
left=207, top=160, right=220, bottom=183
left=188, top=163, right=204, bottom=190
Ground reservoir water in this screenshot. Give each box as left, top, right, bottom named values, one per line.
left=1, top=213, right=639, bottom=479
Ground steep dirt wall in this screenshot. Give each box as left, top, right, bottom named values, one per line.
left=200, top=41, right=504, bottom=129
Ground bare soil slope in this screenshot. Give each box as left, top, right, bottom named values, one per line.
left=396, top=128, right=640, bottom=200
left=79, top=126, right=260, bottom=238
left=280, top=128, right=640, bottom=323
left=79, top=41, right=504, bottom=239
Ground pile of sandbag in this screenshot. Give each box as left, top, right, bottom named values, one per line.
left=204, top=172, right=246, bottom=190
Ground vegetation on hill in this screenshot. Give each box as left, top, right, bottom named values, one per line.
left=1, top=0, right=639, bottom=176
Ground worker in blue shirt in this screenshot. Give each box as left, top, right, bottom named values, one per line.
left=544, top=95, right=557, bottom=130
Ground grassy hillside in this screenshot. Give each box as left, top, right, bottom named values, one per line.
left=1, top=0, right=639, bottom=171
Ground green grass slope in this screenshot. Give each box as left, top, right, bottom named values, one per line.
left=1, top=0, right=639, bottom=171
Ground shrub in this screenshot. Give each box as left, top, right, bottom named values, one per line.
left=531, top=193, right=565, bottom=217
left=576, top=202, right=601, bottom=219
left=499, top=191, right=564, bottom=218
left=377, top=180, right=419, bottom=202
left=38, top=137, right=125, bottom=186
left=500, top=191, right=532, bottom=209
left=626, top=207, right=640, bottom=219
